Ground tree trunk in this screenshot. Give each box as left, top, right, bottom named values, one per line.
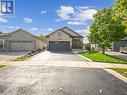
left=102, top=46, right=105, bottom=54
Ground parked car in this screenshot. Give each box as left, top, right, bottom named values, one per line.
left=120, top=46, right=127, bottom=54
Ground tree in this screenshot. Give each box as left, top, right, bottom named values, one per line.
left=88, top=8, right=126, bottom=54
left=38, top=34, right=46, bottom=41
left=113, top=0, right=127, bottom=32
left=113, top=0, right=127, bottom=17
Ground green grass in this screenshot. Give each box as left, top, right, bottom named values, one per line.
left=12, top=56, right=26, bottom=61
left=111, top=68, right=127, bottom=77
left=0, top=65, right=6, bottom=68
left=79, top=51, right=127, bottom=64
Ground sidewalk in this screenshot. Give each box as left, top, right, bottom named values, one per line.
left=1, top=60, right=127, bottom=69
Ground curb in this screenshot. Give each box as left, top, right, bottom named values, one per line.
left=104, top=69, right=127, bottom=83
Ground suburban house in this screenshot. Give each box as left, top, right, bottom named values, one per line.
left=91, top=44, right=102, bottom=51
left=0, top=29, right=45, bottom=51
left=46, top=27, right=84, bottom=51
left=91, top=37, right=127, bottom=52
left=112, top=37, right=127, bottom=52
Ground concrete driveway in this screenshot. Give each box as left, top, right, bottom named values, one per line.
left=29, top=51, right=90, bottom=62
left=0, top=65, right=127, bottom=95
left=0, top=52, right=27, bottom=61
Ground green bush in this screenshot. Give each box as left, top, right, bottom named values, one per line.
left=37, top=48, right=42, bottom=52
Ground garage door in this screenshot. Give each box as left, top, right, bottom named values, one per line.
left=10, top=41, right=34, bottom=51
left=49, top=41, right=70, bottom=51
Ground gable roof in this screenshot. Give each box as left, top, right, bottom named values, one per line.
left=0, top=29, right=37, bottom=37
left=0, top=29, right=43, bottom=41
left=46, top=27, right=84, bottom=38
left=9, top=29, right=35, bottom=37
left=0, top=33, right=11, bottom=37
left=0, top=29, right=36, bottom=37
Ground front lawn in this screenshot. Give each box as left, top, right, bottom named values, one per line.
left=79, top=51, right=127, bottom=64
left=111, top=68, right=127, bottom=77
left=12, top=56, right=26, bottom=61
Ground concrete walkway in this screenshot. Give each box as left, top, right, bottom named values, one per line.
left=0, top=51, right=127, bottom=69
left=1, top=61, right=127, bottom=69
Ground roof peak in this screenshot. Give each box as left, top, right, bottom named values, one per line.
left=61, top=27, right=84, bottom=38
left=15, top=28, right=25, bottom=31
left=46, top=27, right=84, bottom=38
left=62, top=26, right=70, bottom=29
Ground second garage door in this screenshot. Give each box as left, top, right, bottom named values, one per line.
left=10, top=41, right=34, bottom=51
left=49, top=41, right=70, bottom=51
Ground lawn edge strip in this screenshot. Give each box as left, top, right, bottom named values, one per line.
left=0, top=65, right=10, bottom=71
left=104, top=69, right=127, bottom=83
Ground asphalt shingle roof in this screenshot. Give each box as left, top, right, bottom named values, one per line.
left=46, top=27, right=84, bottom=38
left=0, top=33, right=10, bottom=37
left=61, top=27, right=83, bottom=38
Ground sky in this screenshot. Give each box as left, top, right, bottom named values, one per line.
left=0, top=0, right=116, bottom=43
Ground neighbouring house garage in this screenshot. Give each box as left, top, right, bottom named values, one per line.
left=0, top=29, right=46, bottom=51
left=46, top=27, right=84, bottom=51
left=112, top=40, right=127, bottom=51
left=10, top=41, right=34, bottom=51
left=49, top=41, right=70, bottom=51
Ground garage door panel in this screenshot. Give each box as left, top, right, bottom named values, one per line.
left=49, top=41, right=70, bottom=51
left=10, top=41, right=34, bottom=51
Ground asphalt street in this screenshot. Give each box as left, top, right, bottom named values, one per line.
left=0, top=65, right=127, bottom=95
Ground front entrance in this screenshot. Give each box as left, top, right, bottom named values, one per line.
left=72, top=38, right=83, bottom=49
left=49, top=41, right=70, bottom=51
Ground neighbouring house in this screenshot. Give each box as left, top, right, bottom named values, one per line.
left=112, top=37, right=127, bottom=52
left=0, top=29, right=46, bottom=51
left=91, top=37, right=127, bottom=52
left=91, top=44, right=103, bottom=51
left=46, top=27, right=84, bottom=51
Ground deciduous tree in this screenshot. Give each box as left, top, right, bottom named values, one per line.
left=113, top=0, right=127, bottom=32
left=88, top=8, right=126, bottom=54
left=38, top=34, right=46, bottom=41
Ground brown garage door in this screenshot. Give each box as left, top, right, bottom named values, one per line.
left=49, top=41, right=71, bottom=51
